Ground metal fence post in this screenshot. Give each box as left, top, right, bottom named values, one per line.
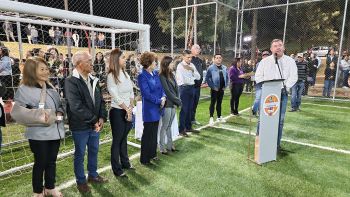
left=238, top=0, right=245, bottom=57
left=15, top=0, right=23, bottom=61
left=89, top=0, right=95, bottom=58
left=213, top=1, right=218, bottom=55
left=333, top=0, right=349, bottom=101
left=171, top=8, right=174, bottom=58
left=283, top=0, right=289, bottom=44
left=234, top=0, right=240, bottom=57
left=185, top=0, right=188, bottom=50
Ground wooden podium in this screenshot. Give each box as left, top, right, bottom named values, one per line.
left=254, top=79, right=284, bottom=164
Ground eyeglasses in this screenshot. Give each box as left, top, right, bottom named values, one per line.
left=262, top=53, right=270, bottom=56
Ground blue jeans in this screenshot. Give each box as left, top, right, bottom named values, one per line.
left=32, top=37, right=38, bottom=44
left=72, top=129, right=100, bottom=184
left=291, top=81, right=305, bottom=110
left=343, top=70, right=349, bottom=87
left=323, top=80, right=335, bottom=97
left=179, top=85, right=194, bottom=132
left=252, top=83, right=262, bottom=114
left=277, top=91, right=288, bottom=147
left=54, top=37, right=60, bottom=45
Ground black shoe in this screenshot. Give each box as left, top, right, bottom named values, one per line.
left=277, top=145, right=285, bottom=152
left=140, top=161, right=152, bottom=166
left=77, top=183, right=91, bottom=193
left=87, top=175, right=108, bottom=183
left=160, top=151, right=168, bottom=155
left=171, top=148, right=179, bottom=152
left=187, top=129, right=200, bottom=133
left=252, top=110, right=256, bottom=116
left=179, top=131, right=189, bottom=137
left=122, top=165, right=135, bottom=170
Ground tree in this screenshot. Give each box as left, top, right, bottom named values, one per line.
left=155, top=1, right=236, bottom=49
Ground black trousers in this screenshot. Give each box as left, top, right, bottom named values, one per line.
left=209, top=89, right=224, bottom=117
left=0, top=75, right=14, bottom=100
left=230, top=83, right=244, bottom=114
left=140, top=121, right=159, bottom=163
left=109, top=108, right=132, bottom=175
left=191, top=86, right=201, bottom=121
left=28, top=139, right=60, bottom=193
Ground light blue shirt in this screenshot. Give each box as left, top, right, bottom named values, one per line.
left=0, top=56, right=12, bottom=76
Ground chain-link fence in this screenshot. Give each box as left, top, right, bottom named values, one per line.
left=239, top=0, right=350, bottom=100
left=0, top=0, right=149, bottom=179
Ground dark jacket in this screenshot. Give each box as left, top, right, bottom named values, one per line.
left=0, top=103, right=5, bottom=127
left=326, top=55, right=338, bottom=67
left=64, top=69, right=107, bottom=131
left=307, top=59, right=318, bottom=77
left=159, top=74, right=182, bottom=108
left=191, top=56, right=205, bottom=87
left=324, top=67, right=336, bottom=81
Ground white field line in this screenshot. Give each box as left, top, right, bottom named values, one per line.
left=303, top=102, right=350, bottom=109
left=57, top=153, right=141, bottom=190
left=211, top=125, right=350, bottom=155
left=57, top=107, right=252, bottom=191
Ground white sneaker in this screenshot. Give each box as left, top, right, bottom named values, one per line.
left=209, top=117, right=214, bottom=125
left=217, top=117, right=226, bottom=123
left=342, top=86, right=349, bottom=89
left=191, top=120, right=201, bottom=125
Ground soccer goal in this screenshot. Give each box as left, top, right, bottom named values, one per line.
left=0, top=0, right=149, bottom=179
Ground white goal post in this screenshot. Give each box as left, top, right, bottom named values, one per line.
left=0, top=0, right=150, bottom=52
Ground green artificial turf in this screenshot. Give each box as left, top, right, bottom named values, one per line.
left=61, top=126, right=350, bottom=197
left=1, top=89, right=349, bottom=196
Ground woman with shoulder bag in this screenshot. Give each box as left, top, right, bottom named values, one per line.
left=13, top=57, right=65, bottom=197
left=107, top=48, right=135, bottom=178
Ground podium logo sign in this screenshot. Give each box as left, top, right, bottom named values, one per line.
left=263, top=94, right=280, bottom=116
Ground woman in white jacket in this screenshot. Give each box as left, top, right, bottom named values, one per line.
left=107, top=48, right=135, bottom=178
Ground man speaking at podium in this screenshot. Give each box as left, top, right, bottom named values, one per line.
left=255, top=39, right=298, bottom=150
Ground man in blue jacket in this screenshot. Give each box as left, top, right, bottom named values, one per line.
left=205, top=53, right=229, bottom=125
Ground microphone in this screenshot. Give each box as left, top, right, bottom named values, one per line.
left=275, top=53, right=278, bottom=65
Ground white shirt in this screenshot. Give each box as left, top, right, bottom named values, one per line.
left=49, top=29, right=54, bottom=37
left=72, top=33, right=79, bottom=41
left=176, top=60, right=201, bottom=86
left=340, top=59, right=350, bottom=70
left=107, top=72, right=134, bottom=109
left=255, top=55, right=298, bottom=89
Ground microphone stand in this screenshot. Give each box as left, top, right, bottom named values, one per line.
left=275, top=53, right=287, bottom=94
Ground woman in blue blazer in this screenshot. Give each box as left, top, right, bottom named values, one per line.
left=138, top=52, right=166, bottom=165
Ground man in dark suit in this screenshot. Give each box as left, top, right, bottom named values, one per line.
left=65, top=51, right=108, bottom=193
left=191, top=44, right=205, bottom=126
